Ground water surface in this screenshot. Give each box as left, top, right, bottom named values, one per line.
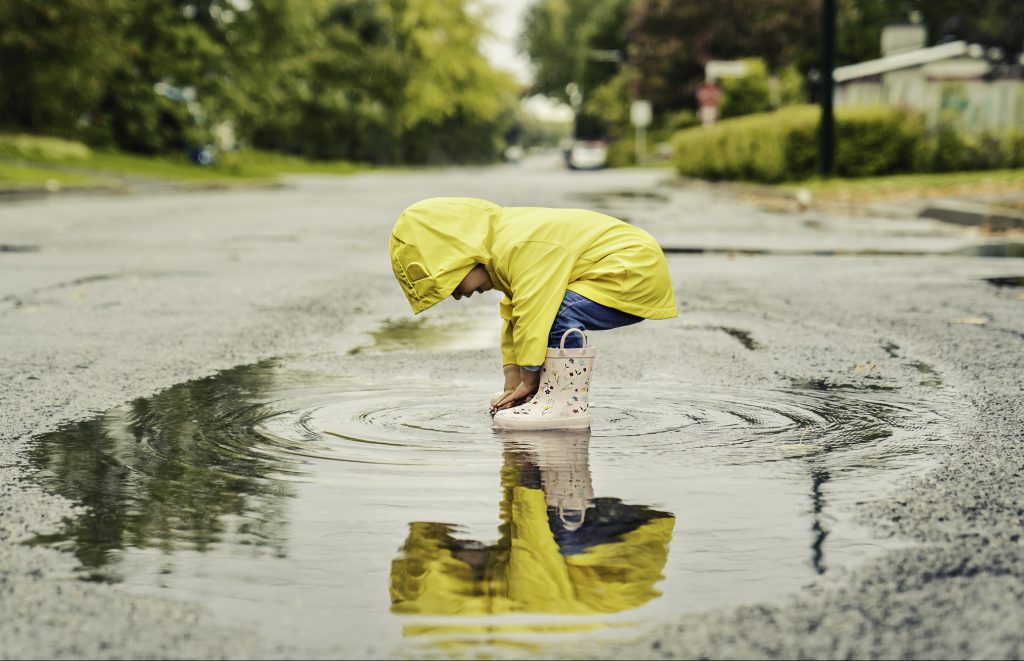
left=28, top=358, right=955, bottom=656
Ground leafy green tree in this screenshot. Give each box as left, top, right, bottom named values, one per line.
left=0, top=0, right=124, bottom=137
left=1, top=0, right=517, bottom=163
left=520, top=0, right=631, bottom=143
left=520, top=0, right=592, bottom=104
left=520, top=0, right=630, bottom=103
left=387, top=0, right=519, bottom=162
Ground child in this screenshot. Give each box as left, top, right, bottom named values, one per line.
left=389, top=197, right=677, bottom=430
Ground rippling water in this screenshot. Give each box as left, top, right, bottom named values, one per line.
left=27, top=360, right=955, bottom=657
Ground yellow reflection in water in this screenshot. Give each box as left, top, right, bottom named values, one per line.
left=389, top=431, right=674, bottom=649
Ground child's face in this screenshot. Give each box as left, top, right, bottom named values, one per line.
left=452, top=264, right=493, bottom=300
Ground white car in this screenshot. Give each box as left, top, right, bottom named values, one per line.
left=566, top=139, right=608, bottom=170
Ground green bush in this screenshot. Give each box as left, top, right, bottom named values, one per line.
left=911, top=126, right=1023, bottom=173
left=673, top=105, right=926, bottom=182
left=1006, top=132, right=1024, bottom=168
left=719, top=59, right=773, bottom=119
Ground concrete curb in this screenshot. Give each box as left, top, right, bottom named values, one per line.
left=919, top=199, right=1024, bottom=230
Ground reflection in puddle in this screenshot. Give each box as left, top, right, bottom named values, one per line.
left=28, top=362, right=292, bottom=578
left=983, top=275, right=1024, bottom=288
left=350, top=314, right=499, bottom=354
left=390, top=431, right=676, bottom=654
left=26, top=363, right=957, bottom=657
left=957, top=243, right=1024, bottom=258
left=391, top=431, right=674, bottom=648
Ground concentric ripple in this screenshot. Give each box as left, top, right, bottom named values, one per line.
left=252, top=381, right=950, bottom=475
left=27, top=363, right=958, bottom=657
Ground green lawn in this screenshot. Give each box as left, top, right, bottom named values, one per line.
left=0, top=133, right=369, bottom=191
left=0, top=161, right=108, bottom=189
left=782, top=168, right=1024, bottom=201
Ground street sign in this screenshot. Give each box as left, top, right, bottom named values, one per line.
left=699, top=106, right=719, bottom=126
left=696, top=82, right=723, bottom=126
left=705, top=60, right=748, bottom=80
left=696, top=81, right=722, bottom=109
left=630, top=100, right=652, bottom=127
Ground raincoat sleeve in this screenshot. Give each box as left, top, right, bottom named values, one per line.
left=500, top=296, right=516, bottom=365
left=500, top=241, right=577, bottom=366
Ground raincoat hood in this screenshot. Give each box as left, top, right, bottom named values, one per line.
left=389, top=197, right=499, bottom=313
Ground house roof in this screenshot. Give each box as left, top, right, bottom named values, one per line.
left=834, top=40, right=969, bottom=83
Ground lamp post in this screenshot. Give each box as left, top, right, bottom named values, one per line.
left=820, top=0, right=836, bottom=177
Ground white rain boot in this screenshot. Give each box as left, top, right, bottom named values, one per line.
left=492, top=328, right=596, bottom=431
left=521, top=430, right=595, bottom=531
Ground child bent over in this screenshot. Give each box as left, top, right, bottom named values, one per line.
left=389, top=197, right=677, bottom=430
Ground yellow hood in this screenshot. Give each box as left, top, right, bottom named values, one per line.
left=389, top=197, right=499, bottom=313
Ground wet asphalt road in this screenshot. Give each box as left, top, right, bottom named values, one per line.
left=1, top=155, right=1023, bottom=659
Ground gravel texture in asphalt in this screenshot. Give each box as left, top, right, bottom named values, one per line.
left=1, top=159, right=1022, bottom=658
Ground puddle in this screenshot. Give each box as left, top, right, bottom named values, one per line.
left=908, top=361, right=942, bottom=388
left=956, top=243, right=1024, bottom=258
left=575, top=191, right=670, bottom=204
left=26, top=362, right=957, bottom=657
left=350, top=314, right=499, bottom=354
left=983, top=275, right=1024, bottom=288
left=0, top=243, right=41, bottom=253
left=661, top=242, right=1024, bottom=258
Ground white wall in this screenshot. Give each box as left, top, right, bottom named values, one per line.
left=836, top=64, right=1024, bottom=133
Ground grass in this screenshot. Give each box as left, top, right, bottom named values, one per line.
left=0, top=161, right=107, bottom=189
left=781, top=168, right=1024, bottom=203
left=0, top=133, right=369, bottom=191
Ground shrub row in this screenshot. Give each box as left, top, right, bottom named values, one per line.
left=672, top=105, right=1024, bottom=182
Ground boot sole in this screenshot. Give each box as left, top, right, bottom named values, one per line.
left=491, top=414, right=592, bottom=431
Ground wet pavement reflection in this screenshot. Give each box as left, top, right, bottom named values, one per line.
left=28, top=362, right=292, bottom=578
left=25, top=356, right=957, bottom=656
left=390, top=430, right=674, bottom=616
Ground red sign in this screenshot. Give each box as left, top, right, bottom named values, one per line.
left=696, top=81, right=722, bottom=108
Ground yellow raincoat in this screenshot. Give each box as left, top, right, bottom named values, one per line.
left=389, top=197, right=678, bottom=366
left=390, top=460, right=675, bottom=619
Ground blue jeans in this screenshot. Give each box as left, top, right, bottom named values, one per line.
left=524, top=291, right=643, bottom=370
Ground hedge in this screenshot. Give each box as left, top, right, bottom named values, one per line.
left=672, top=104, right=1023, bottom=182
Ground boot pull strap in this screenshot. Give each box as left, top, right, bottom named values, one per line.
left=559, top=328, right=589, bottom=349
left=557, top=502, right=587, bottom=531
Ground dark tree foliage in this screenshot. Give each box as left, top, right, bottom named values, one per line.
left=0, top=0, right=517, bottom=163
left=625, top=0, right=818, bottom=113
left=0, top=0, right=124, bottom=135
left=622, top=0, right=1023, bottom=115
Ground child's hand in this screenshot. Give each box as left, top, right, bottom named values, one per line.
left=491, top=368, right=540, bottom=412
left=502, top=364, right=522, bottom=391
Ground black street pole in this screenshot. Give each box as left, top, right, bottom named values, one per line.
left=820, top=0, right=836, bottom=177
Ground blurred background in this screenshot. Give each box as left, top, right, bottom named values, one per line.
left=0, top=0, right=1022, bottom=187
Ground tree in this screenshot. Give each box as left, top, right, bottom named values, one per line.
left=625, top=0, right=818, bottom=114
left=0, top=0, right=125, bottom=136
left=0, top=0, right=517, bottom=163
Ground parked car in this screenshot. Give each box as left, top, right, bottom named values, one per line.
left=565, top=139, right=608, bottom=170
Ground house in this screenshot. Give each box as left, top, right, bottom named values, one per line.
left=834, top=22, right=1024, bottom=133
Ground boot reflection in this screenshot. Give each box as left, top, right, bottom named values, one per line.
left=504, top=429, right=595, bottom=533
left=390, top=430, right=675, bottom=621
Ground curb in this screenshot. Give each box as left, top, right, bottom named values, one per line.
left=919, top=200, right=1024, bottom=230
